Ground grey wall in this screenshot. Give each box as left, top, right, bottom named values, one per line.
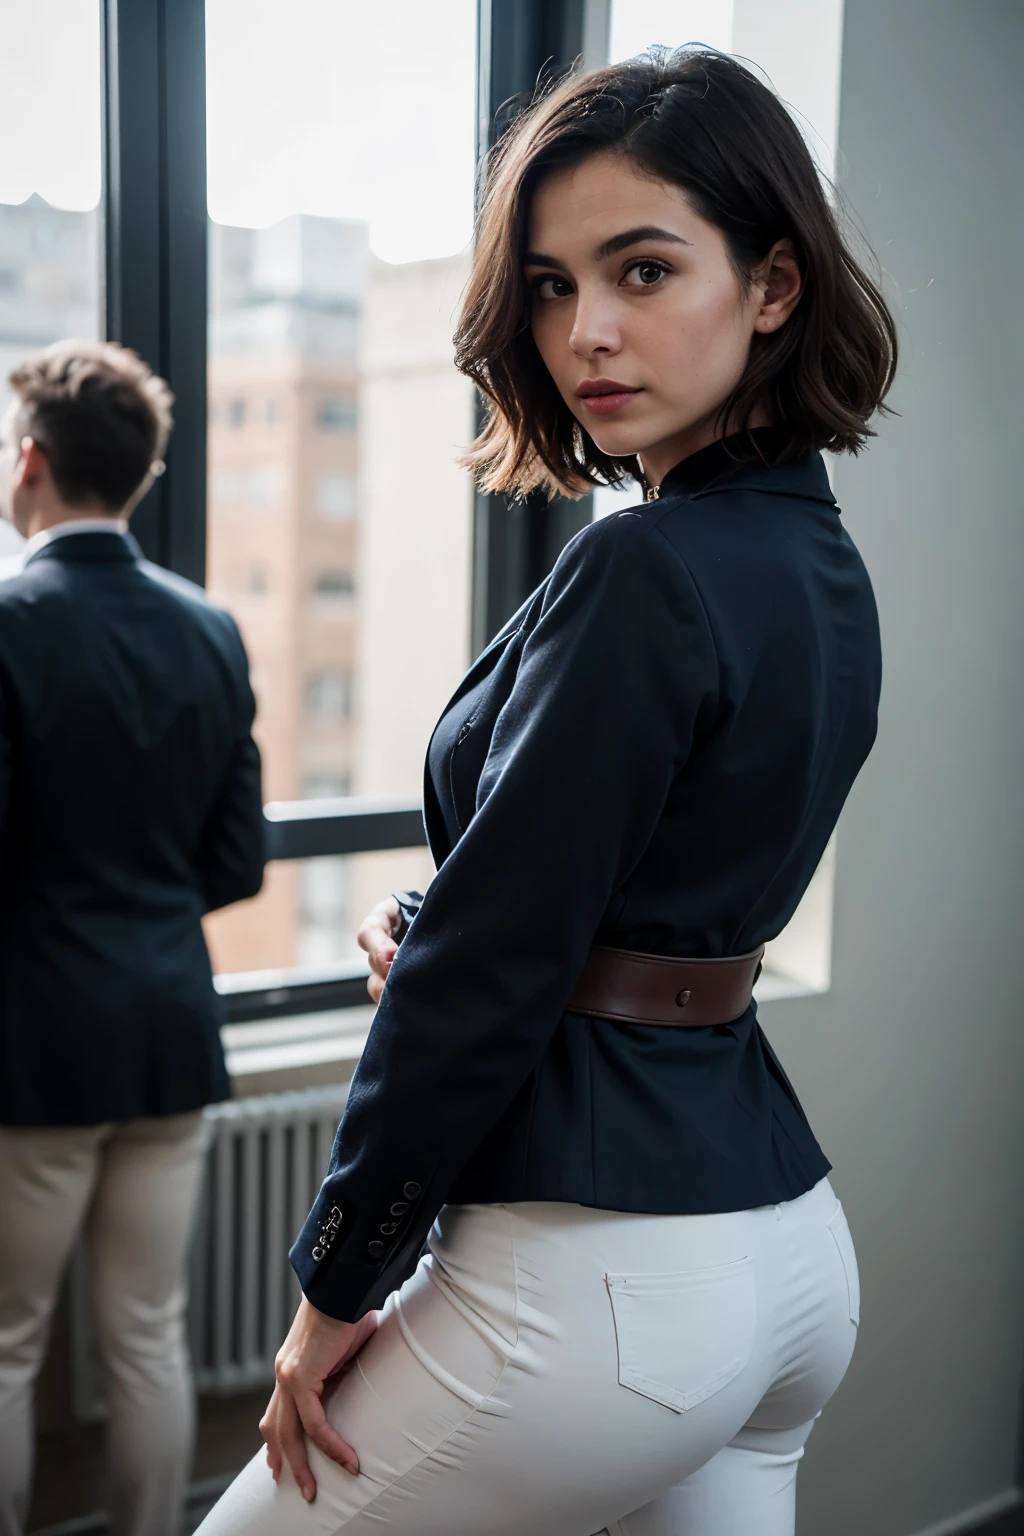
left=760, top=4, right=1024, bottom=1534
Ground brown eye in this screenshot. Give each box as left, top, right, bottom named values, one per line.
left=532, top=275, right=574, bottom=300
left=622, top=260, right=669, bottom=289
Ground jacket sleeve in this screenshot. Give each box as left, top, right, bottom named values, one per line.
left=196, top=614, right=267, bottom=912
left=289, top=512, right=719, bottom=1320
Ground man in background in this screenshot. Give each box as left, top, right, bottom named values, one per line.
left=0, top=340, right=266, bottom=1536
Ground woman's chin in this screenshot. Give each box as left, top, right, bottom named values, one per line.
left=585, top=425, right=649, bottom=458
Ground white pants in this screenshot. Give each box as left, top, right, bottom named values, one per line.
left=0, top=1112, right=208, bottom=1536
left=198, top=1177, right=859, bottom=1535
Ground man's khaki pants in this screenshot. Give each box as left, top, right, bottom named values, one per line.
left=0, top=1112, right=209, bottom=1536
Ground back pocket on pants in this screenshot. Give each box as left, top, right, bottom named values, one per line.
left=606, top=1256, right=756, bottom=1414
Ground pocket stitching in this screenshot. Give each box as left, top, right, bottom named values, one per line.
left=607, top=1255, right=756, bottom=1415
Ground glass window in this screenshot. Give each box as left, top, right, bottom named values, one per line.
left=315, top=471, right=357, bottom=520
left=203, top=0, right=478, bottom=978
left=303, top=772, right=351, bottom=800
left=313, top=570, right=355, bottom=611
left=228, top=398, right=246, bottom=426
left=306, top=670, right=353, bottom=722
left=608, top=0, right=733, bottom=61
left=0, top=0, right=102, bottom=568
left=317, top=396, right=357, bottom=431
left=299, top=858, right=351, bottom=965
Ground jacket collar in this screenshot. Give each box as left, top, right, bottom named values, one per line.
left=23, top=530, right=143, bottom=570
left=657, top=428, right=837, bottom=507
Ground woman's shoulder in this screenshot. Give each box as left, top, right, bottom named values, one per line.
left=548, top=502, right=700, bottom=596
left=535, top=505, right=716, bottom=666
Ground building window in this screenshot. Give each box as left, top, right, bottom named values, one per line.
left=316, top=397, right=357, bottom=431
left=210, top=466, right=283, bottom=503
left=248, top=567, right=268, bottom=594
left=266, top=398, right=280, bottom=424
left=302, top=772, right=352, bottom=800
left=305, top=671, right=352, bottom=721
left=210, top=469, right=242, bottom=500
left=313, top=570, right=355, bottom=600
left=227, top=398, right=246, bottom=427
left=247, top=464, right=284, bottom=503
left=315, top=471, right=356, bottom=520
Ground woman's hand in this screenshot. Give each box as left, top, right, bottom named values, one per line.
left=357, top=895, right=402, bottom=1004
left=260, top=1296, right=380, bottom=1501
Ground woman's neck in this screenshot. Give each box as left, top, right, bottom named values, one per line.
left=638, top=404, right=772, bottom=492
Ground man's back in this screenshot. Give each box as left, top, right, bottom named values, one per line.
left=0, top=530, right=265, bottom=1124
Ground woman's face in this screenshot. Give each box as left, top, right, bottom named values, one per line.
left=525, top=151, right=801, bottom=486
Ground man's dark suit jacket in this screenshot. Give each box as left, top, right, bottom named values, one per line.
left=0, top=529, right=265, bottom=1126
left=291, top=432, right=883, bottom=1323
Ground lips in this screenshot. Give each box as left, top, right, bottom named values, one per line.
left=576, top=380, right=643, bottom=417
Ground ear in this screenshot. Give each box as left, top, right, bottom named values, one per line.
left=751, top=238, right=802, bottom=334
left=13, top=436, right=48, bottom=492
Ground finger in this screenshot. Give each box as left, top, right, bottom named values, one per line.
left=259, top=1420, right=283, bottom=1482
left=296, top=1389, right=360, bottom=1476
left=357, top=897, right=401, bottom=954
left=366, top=972, right=385, bottom=1004
left=356, top=919, right=385, bottom=957
left=379, top=894, right=402, bottom=935
left=260, top=1420, right=282, bottom=1480
left=369, top=939, right=398, bottom=979
left=260, top=1392, right=287, bottom=1483
left=276, top=1394, right=318, bottom=1502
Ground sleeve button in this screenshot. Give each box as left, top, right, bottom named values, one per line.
left=367, top=1240, right=385, bottom=1260
left=390, top=1201, right=409, bottom=1217
left=379, top=1221, right=398, bottom=1235
left=403, top=1181, right=421, bottom=1199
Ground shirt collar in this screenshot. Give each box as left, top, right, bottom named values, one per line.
left=656, top=428, right=837, bottom=506
left=21, top=517, right=129, bottom=569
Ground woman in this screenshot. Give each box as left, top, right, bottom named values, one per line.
left=200, top=46, right=893, bottom=1536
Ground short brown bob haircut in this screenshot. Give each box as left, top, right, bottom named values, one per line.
left=455, top=47, right=898, bottom=500
left=8, top=339, right=174, bottom=513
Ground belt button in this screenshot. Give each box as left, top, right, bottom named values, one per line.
left=675, top=989, right=691, bottom=1008
left=403, top=1181, right=421, bottom=1199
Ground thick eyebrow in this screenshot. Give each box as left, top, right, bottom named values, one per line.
left=594, top=225, right=692, bottom=259
left=524, top=225, right=692, bottom=270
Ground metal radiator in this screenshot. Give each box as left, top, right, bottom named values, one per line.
left=187, top=1086, right=350, bottom=1394
left=70, top=1085, right=350, bottom=1418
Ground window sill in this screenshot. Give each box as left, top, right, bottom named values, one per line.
left=222, top=1007, right=374, bottom=1097
left=753, top=967, right=821, bottom=1004
left=221, top=967, right=820, bottom=1096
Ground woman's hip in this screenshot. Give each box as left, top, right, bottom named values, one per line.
left=195, top=1184, right=857, bottom=1534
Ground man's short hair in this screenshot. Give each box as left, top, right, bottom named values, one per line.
left=8, top=340, right=174, bottom=513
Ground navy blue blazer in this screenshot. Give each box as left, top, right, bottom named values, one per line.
left=0, top=531, right=265, bottom=1126
left=291, top=433, right=882, bottom=1322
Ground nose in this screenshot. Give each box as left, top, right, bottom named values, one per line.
left=568, top=283, right=622, bottom=361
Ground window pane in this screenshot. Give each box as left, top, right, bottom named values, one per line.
left=204, top=0, right=476, bottom=976
left=0, top=0, right=103, bottom=568
left=608, top=0, right=733, bottom=60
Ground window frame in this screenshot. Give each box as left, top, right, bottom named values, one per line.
left=104, top=0, right=610, bottom=1022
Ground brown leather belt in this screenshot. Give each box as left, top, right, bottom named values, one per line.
left=567, top=945, right=765, bottom=1027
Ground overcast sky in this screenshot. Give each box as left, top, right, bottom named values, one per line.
left=0, top=0, right=732, bottom=266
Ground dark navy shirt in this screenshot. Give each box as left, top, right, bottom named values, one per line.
left=292, top=431, right=882, bottom=1321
